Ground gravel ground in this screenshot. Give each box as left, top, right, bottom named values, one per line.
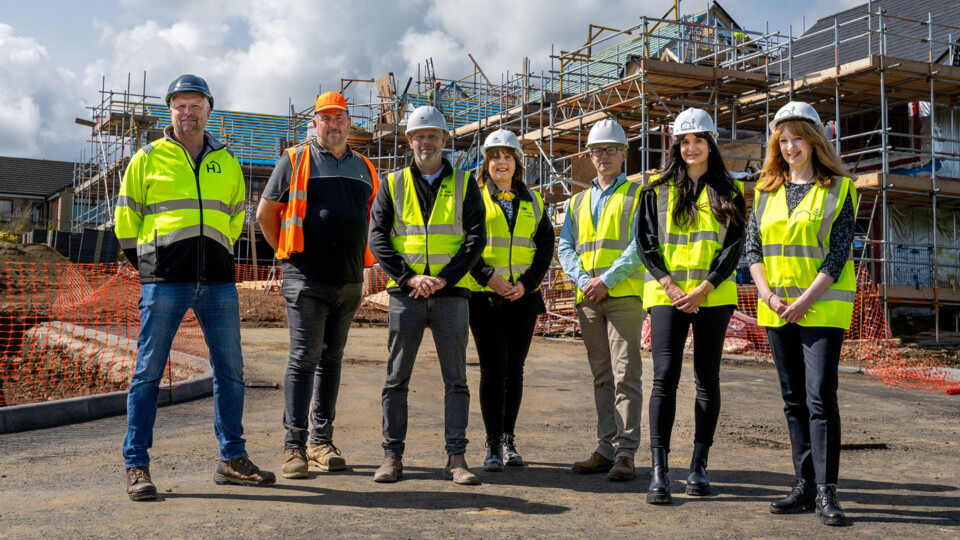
left=0, top=326, right=958, bottom=539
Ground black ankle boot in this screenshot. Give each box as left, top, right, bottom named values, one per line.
left=816, top=484, right=848, bottom=526
left=770, top=478, right=815, bottom=514
left=646, top=447, right=672, bottom=504
left=483, top=435, right=504, bottom=472
left=685, top=442, right=711, bottom=496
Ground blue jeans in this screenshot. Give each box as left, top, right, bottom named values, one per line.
left=382, top=294, right=470, bottom=458
left=122, top=282, right=247, bottom=468
left=281, top=279, right=363, bottom=449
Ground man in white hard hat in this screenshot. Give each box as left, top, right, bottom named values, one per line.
left=557, top=117, right=646, bottom=482
left=368, top=105, right=487, bottom=485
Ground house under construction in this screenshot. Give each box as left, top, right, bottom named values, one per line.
left=67, top=0, right=960, bottom=340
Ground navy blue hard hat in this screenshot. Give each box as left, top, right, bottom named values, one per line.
left=165, top=74, right=214, bottom=108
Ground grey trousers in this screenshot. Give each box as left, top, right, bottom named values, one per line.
left=577, top=295, right=646, bottom=460
left=381, top=294, right=471, bottom=458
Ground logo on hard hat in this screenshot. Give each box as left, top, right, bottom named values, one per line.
left=680, top=120, right=697, bottom=131
left=781, top=106, right=798, bottom=117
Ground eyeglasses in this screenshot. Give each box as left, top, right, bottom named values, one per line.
left=590, top=147, right=622, bottom=157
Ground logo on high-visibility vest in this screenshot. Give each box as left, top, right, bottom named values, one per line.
left=206, top=161, right=222, bottom=174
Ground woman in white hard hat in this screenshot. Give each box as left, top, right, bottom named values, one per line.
left=635, top=108, right=746, bottom=504
left=747, top=101, right=856, bottom=526
left=465, top=129, right=555, bottom=472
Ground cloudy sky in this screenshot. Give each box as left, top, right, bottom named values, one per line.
left=1, top=0, right=863, bottom=162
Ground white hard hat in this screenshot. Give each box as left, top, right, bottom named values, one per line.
left=405, top=105, right=448, bottom=136
left=586, top=118, right=628, bottom=148
left=483, top=129, right=524, bottom=160
left=672, top=108, right=718, bottom=140
left=770, top=101, right=823, bottom=132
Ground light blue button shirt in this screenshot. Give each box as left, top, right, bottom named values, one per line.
left=557, top=173, right=642, bottom=291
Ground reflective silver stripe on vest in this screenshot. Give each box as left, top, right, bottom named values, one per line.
left=392, top=224, right=463, bottom=237
left=136, top=224, right=234, bottom=256
left=754, top=190, right=770, bottom=225
left=116, top=195, right=143, bottom=214
left=391, top=169, right=407, bottom=228
left=512, top=237, right=536, bottom=249
left=453, top=169, right=466, bottom=227
left=657, top=183, right=669, bottom=245
left=645, top=269, right=734, bottom=283
left=402, top=252, right=453, bottom=265
left=228, top=201, right=245, bottom=215
left=512, top=263, right=532, bottom=274
left=771, top=285, right=854, bottom=303
left=689, top=230, right=720, bottom=244
left=141, top=198, right=232, bottom=216
left=817, top=178, right=846, bottom=246
left=570, top=192, right=586, bottom=250
left=762, top=244, right=827, bottom=259
left=117, top=236, right=138, bottom=250
left=618, top=182, right=640, bottom=241
left=290, top=188, right=308, bottom=201
left=528, top=188, right=543, bottom=226
left=280, top=215, right=304, bottom=230
left=579, top=238, right=628, bottom=252
left=487, top=237, right=512, bottom=249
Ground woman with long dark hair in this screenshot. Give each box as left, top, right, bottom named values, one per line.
left=465, top=129, right=555, bottom=472
left=636, top=108, right=745, bottom=504
left=747, top=101, right=857, bottom=526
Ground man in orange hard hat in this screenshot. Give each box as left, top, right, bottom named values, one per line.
left=257, top=91, right=379, bottom=479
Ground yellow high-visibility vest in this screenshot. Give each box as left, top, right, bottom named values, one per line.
left=642, top=175, right=742, bottom=308
left=754, top=176, right=857, bottom=329
left=464, top=182, right=544, bottom=292
left=386, top=167, right=471, bottom=288
left=569, top=180, right=645, bottom=304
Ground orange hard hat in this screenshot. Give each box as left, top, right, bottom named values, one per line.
left=315, top=92, right=348, bottom=113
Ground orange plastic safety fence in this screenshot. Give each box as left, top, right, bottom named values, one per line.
left=3, top=261, right=958, bottom=407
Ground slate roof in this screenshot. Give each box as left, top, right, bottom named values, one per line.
left=789, top=0, right=960, bottom=78
left=0, top=156, right=75, bottom=198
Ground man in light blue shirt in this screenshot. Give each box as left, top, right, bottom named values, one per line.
left=558, top=118, right=646, bottom=482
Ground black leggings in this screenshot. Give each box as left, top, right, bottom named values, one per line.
left=468, top=292, right=541, bottom=439
left=648, top=304, right=735, bottom=450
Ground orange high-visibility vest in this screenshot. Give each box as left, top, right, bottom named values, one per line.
left=275, top=144, right=379, bottom=267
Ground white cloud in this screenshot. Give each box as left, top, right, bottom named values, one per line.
left=0, top=24, right=85, bottom=160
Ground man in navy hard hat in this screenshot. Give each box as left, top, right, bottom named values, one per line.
left=115, top=74, right=275, bottom=501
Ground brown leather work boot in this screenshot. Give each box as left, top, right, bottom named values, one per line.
left=281, top=447, right=308, bottom=479
left=443, top=454, right=479, bottom=485
left=607, top=456, right=636, bottom=481
left=373, top=457, right=403, bottom=483
left=126, top=466, right=157, bottom=501
left=307, top=442, right=347, bottom=471
left=214, top=456, right=277, bottom=486
left=571, top=452, right=614, bottom=474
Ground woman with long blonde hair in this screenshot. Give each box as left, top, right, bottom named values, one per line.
left=746, top=101, right=857, bottom=526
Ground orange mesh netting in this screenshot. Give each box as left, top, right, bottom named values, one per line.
left=1, top=261, right=957, bottom=407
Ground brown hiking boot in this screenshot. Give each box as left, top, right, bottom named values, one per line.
left=607, top=456, right=636, bottom=481
left=281, top=448, right=308, bottom=479
left=126, top=466, right=157, bottom=501
left=443, top=454, right=480, bottom=485
left=214, top=456, right=276, bottom=486
left=373, top=457, right=403, bottom=483
left=571, top=452, right=614, bottom=474
left=307, top=442, right=347, bottom=471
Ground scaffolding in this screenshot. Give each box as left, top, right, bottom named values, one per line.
left=69, top=2, right=960, bottom=341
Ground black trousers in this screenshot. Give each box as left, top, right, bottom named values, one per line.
left=648, top=304, right=735, bottom=450
left=766, top=324, right=844, bottom=485
left=468, top=292, right=543, bottom=440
